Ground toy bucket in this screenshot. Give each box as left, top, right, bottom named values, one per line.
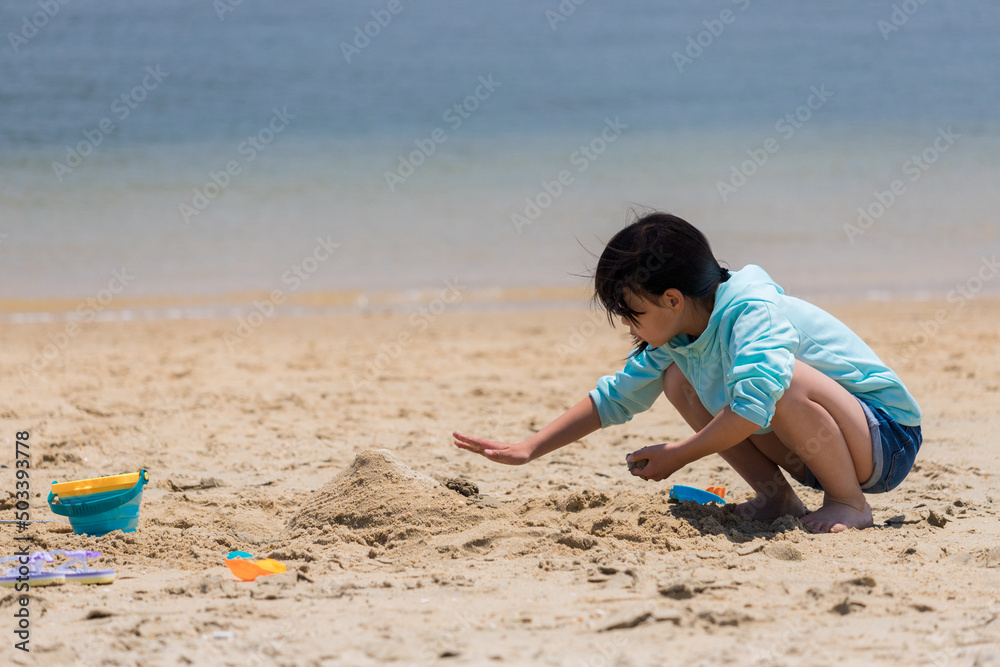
left=48, top=469, right=149, bottom=536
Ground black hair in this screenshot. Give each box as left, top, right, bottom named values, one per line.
left=593, top=212, right=729, bottom=354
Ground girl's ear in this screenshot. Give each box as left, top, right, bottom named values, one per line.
left=661, top=288, right=684, bottom=312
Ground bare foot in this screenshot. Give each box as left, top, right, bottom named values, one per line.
left=734, top=488, right=807, bottom=522
left=802, top=498, right=873, bottom=533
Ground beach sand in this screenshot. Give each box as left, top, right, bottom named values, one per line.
left=1, top=298, right=999, bottom=666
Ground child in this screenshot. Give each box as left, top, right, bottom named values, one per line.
left=453, top=212, right=922, bottom=533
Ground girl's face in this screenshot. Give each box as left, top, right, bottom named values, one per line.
left=620, top=289, right=687, bottom=349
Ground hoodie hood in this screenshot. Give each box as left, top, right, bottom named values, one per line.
left=712, top=265, right=783, bottom=323
left=663, top=264, right=782, bottom=353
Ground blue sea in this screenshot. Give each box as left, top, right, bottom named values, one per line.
left=1, top=0, right=999, bottom=313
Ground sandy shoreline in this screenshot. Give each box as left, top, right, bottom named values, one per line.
left=1, top=298, right=999, bottom=666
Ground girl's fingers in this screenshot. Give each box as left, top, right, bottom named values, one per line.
left=453, top=432, right=505, bottom=452
left=454, top=437, right=502, bottom=459
left=453, top=431, right=519, bottom=464
left=453, top=431, right=491, bottom=448
left=454, top=440, right=487, bottom=454
left=627, top=446, right=650, bottom=461
left=453, top=435, right=482, bottom=451
left=454, top=440, right=477, bottom=452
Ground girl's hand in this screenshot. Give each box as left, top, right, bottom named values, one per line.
left=626, top=443, right=686, bottom=482
left=452, top=432, right=535, bottom=465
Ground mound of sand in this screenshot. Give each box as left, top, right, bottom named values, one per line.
left=286, top=449, right=488, bottom=547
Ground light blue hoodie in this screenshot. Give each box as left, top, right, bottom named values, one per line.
left=589, top=265, right=921, bottom=433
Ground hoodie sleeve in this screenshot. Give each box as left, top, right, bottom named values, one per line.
left=726, top=301, right=799, bottom=428
left=589, top=350, right=671, bottom=428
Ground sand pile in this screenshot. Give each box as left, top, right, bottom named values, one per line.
left=285, top=449, right=491, bottom=548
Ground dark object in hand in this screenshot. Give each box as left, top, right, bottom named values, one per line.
left=627, top=458, right=648, bottom=472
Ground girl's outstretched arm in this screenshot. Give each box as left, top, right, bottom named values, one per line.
left=453, top=396, right=603, bottom=465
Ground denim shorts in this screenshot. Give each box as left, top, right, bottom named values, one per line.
left=800, top=396, right=922, bottom=494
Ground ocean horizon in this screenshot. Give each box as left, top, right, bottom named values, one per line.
left=2, top=0, right=998, bottom=315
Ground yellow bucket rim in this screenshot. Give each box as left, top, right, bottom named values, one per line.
left=50, top=471, right=145, bottom=498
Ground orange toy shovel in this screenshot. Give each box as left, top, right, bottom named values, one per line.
left=225, top=551, right=287, bottom=581
left=704, top=486, right=727, bottom=500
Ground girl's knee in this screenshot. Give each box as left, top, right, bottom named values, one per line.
left=775, top=360, right=856, bottom=420
left=663, top=364, right=695, bottom=408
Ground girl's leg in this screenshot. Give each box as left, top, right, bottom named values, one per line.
left=663, top=364, right=806, bottom=520
left=664, top=362, right=875, bottom=532
left=767, top=362, right=874, bottom=532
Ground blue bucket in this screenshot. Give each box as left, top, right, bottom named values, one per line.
left=48, top=469, right=149, bottom=536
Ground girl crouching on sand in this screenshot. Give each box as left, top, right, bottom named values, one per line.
left=453, top=212, right=922, bottom=533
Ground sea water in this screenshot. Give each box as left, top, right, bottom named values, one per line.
left=1, top=0, right=998, bottom=313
